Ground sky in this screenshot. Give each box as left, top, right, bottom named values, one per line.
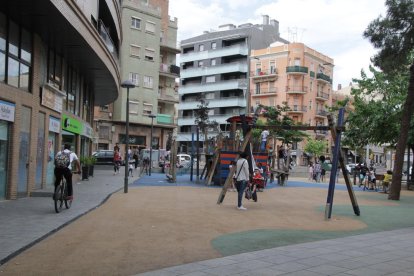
left=169, top=0, right=387, bottom=90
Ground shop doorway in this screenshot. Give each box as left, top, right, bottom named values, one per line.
left=0, top=121, right=9, bottom=199
left=18, top=106, right=31, bottom=197
left=35, top=113, right=45, bottom=189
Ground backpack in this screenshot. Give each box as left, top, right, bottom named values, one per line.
left=55, top=151, right=70, bottom=168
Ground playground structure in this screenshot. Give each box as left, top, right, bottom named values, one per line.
left=164, top=107, right=359, bottom=220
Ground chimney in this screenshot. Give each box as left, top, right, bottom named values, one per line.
left=270, top=19, right=280, bottom=33
left=337, top=84, right=342, bottom=90
left=262, top=15, right=269, bottom=25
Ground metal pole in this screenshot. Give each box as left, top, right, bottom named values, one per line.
left=149, top=116, right=154, bottom=176
left=124, top=88, right=129, bottom=193
left=190, top=132, right=194, bottom=181
left=325, top=108, right=345, bottom=220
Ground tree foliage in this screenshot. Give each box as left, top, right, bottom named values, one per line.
left=363, top=0, right=414, bottom=200
left=260, top=103, right=308, bottom=146
left=304, top=138, right=326, bottom=162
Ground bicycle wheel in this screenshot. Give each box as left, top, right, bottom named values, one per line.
left=54, top=184, right=64, bottom=213
left=63, top=179, right=72, bottom=209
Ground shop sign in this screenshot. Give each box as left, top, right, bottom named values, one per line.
left=41, top=86, right=63, bottom=113
left=118, top=134, right=145, bottom=145
left=83, top=123, right=93, bottom=138
left=49, top=116, right=60, bottom=133
left=0, top=100, right=15, bottom=122
left=61, top=114, right=82, bottom=134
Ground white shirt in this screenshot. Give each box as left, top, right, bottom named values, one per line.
left=236, top=158, right=250, bottom=181
left=57, top=149, right=78, bottom=170
left=261, top=130, right=269, bottom=142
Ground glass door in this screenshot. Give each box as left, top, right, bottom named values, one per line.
left=18, top=106, right=31, bottom=196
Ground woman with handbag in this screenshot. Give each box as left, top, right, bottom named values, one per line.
left=235, top=152, right=250, bottom=210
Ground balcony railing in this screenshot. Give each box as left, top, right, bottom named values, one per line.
left=98, top=19, right=118, bottom=59
left=288, top=105, right=307, bottom=112
left=286, top=66, right=308, bottom=74
left=286, top=86, right=308, bottom=94
left=160, top=64, right=180, bottom=76
left=316, top=91, right=329, bottom=100
left=316, top=109, right=328, bottom=117
left=157, top=113, right=175, bottom=125
left=316, top=73, right=332, bottom=83
left=158, top=88, right=179, bottom=103
left=251, top=87, right=277, bottom=95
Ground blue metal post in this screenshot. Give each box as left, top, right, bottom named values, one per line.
left=190, top=132, right=194, bottom=181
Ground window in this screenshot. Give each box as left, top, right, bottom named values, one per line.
left=0, top=17, right=32, bottom=91
left=144, top=48, right=155, bottom=61
left=146, top=21, right=156, bottom=33
left=198, top=61, right=203, bottom=67
left=131, top=17, right=141, bottom=29
left=130, top=45, right=140, bottom=58
left=205, top=75, right=215, bottom=83
left=143, top=109, right=152, bottom=115
left=129, top=101, right=139, bottom=114
left=48, top=49, right=63, bottom=90
left=294, top=58, right=300, bottom=66
left=99, top=126, right=110, bottom=139
left=268, top=97, right=275, bottom=106
left=143, top=75, right=153, bottom=88
left=205, top=93, right=214, bottom=99
left=100, top=105, right=109, bottom=111
left=255, top=83, right=260, bottom=94
left=211, top=59, right=216, bottom=66
left=211, top=42, right=216, bottom=49
left=199, top=44, right=204, bottom=51
left=129, top=72, right=139, bottom=86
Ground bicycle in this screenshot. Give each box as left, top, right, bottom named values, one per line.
left=53, top=172, right=79, bottom=213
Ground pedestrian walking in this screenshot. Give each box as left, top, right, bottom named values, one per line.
left=235, top=152, right=250, bottom=210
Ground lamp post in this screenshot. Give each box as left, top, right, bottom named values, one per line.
left=148, top=114, right=156, bottom=176
left=121, top=80, right=135, bottom=193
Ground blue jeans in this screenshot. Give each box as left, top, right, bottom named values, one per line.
left=235, top=180, right=247, bottom=207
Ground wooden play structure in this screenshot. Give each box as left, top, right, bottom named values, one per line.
left=214, top=107, right=360, bottom=220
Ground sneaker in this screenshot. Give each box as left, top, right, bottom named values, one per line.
left=237, top=206, right=247, bottom=210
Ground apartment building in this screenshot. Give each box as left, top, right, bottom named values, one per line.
left=250, top=42, right=334, bottom=165
left=178, top=15, right=288, bottom=152
left=94, top=0, right=179, bottom=153
left=0, top=0, right=121, bottom=199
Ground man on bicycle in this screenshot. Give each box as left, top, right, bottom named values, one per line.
left=54, top=143, right=81, bottom=200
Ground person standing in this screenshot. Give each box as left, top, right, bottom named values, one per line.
left=235, top=152, right=250, bottom=210
left=260, top=129, right=269, bottom=152
left=113, top=149, right=121, bottom=175
left=308, top=162, right=314, bottom=181
left=314, top=161, right=322, bottom=182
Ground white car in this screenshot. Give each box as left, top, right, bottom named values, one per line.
left=177, top=154, right=197, bottom=167
left=346, top=163, right=357, bottom=174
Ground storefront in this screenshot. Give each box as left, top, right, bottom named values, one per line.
left=46, top=116, right=60, bottom=187
left=0, top=100, right=15, bottom=199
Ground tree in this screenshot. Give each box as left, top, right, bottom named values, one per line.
left=193, top=94, right=219, bottom=154
left=304, top=138, right=326, bottom=163
left=364, top=0, right=414, bottom=200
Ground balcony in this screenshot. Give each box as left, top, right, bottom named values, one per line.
left=157, top=113, right=175, bottom=125
left=158, top=88, right=179, bottom=104
left=179, top=97, right=246, bottom=110
left=98, top=19, right=118, bottom=59
left=316, top=91, right=329, bottom=101
left=315, top=130, right=328, bottom=138
left=179, top=79, right=247, bottom=95
left=251, top=69, right=278, bottom=82
left=316, top=73, right=332, bottom=84
left=251, top=87, right=277, bottom=97
left=160, top=64, right=180, bottom=78
left=287, top=105, right=307, bottom=113
left=286, top=86, right=308, bottom=94
left=315, top=110, right=328, bottom=118
left=286, top=66, right=308, bottom=75
left=177, top=131, right=230, bottom=142
left=180, top=44, right=248, bottom=63
left=181, top=62, right=248, bottom=78
left=178, top=113, right=234, bottom=126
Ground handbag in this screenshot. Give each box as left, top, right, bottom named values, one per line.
left=245, top=187, right=252, bottom=200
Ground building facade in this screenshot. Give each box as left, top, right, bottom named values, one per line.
left=94, top=0, right=179, bottom=154
left=0, top=0, right=121, bottom=199
left=250, top=43, right=334, bottom=165
left=178, top=15, right=288, bottom=152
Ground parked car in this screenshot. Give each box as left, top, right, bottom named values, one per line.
left=177, top=154, right=197, bottom=167
left=346, top=163, right=357, bottom=174
left=92, top=150, right=125, bottom=165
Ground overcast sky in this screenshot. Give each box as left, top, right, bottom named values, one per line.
left=169, top=0, right=387, bottom=90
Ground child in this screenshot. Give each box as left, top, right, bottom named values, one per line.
left=253, top=168, right=265, bottom=191
left=129, top=163, right=134, bottom=177
left=382, top=170, right=392, bottom=193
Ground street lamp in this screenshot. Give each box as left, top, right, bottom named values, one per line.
left=121, top=80, right=135, bottom=193
left=148, top=114, right=156, bottom=176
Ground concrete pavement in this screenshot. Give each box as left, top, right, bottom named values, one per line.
left=1, top=167, right=414, bottom=276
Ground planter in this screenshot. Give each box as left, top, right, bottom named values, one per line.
left=89, top=165, right=94, bottom=177
left=82, top=165, right=89, bottom=180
